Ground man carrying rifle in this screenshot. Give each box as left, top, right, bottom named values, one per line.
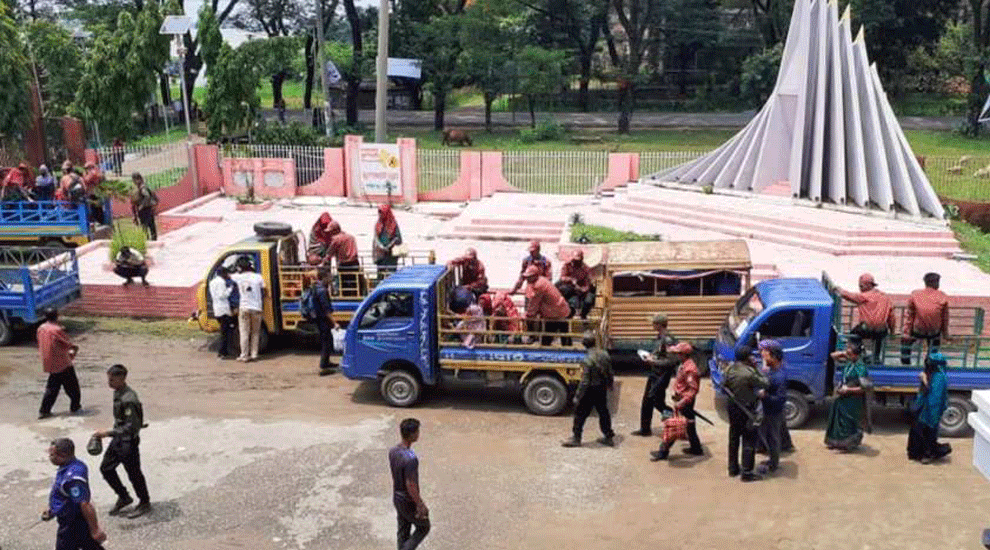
left=722, top=345, right=769, bottom=482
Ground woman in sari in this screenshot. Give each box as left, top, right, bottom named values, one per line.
left=307, top=212, right=334, bottom=265
left=825, top=337, right=870, bottom=451
left=907, top=352, right=952, bottom=463
left=372, top=204, right=402, bottom=278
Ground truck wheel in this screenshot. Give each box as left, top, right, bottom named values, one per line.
left=253, top=222, right=293, bottom=238
left=0, top=319, right=11, bottom=346
left=381, top=370, right=421, bottom=407
left=523, top=375, right=567, bottom=416
left=784, top=390, right=810, bottom=429
left=940, top=394, right=974, bottom=438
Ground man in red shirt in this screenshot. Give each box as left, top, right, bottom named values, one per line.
left=558, top=249, right=596, bottom=320
left=838, top=273, right=895, bottom=364
left=523, top=265, right=572, bottom=345
left=510, top=241, right=552, bottom=294
left=37, top=308, right=81, bottom=419
left=447, top=248, right=489, bottom=297
left=902, top=272, right=949, bottom=365
left=324, top=221, right=365, bottom=296
left=651, top=342, right=703, bottom=461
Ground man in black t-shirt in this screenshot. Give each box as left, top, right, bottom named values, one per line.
left=388, top=418, right=430, bottom=550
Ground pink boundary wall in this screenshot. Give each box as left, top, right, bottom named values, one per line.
left=222, top=157, right=298, bottom=199
left=419, top=151, right=523, bottom=202
left=597, top=152, right=640, bottom=194
left=103, top=144, right=224, bottom=218
left=298, top=148, right=346, bottom=196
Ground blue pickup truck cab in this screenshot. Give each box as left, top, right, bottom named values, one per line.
left=342, top=264, right=594, bottom=415
left=711, top=276, right=989, bottom=436
left=0, top=247, right=82, bottom=345
left=0, top=201, right=112, bottom=248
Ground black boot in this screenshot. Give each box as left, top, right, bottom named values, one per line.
left=108, top=495, right=134, bottom=516
left=561, top=437, right=582, bottom=448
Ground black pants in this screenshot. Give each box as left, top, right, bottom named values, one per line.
left=907, top=420, right=951, bottom=460
left=338, top=261, right=366, bottom=296
left=759, top=411, right=784, bottom=471
left=566, top=286, right=597, bottom=320
left=138, top=207, right=157, bottom=241
left=101, top=437, right=150, bottom=504
left=218, top=314, right=236, bottom=357
left=851, top=325, right=887, bottom=364
left=394, top=498, right=430, bottom=550
left=901, top=332, right=941, bottom=366
left=573, top=385, right=614, bottom=440
left=113, top=264, right=148, bottom=282
left=40, top=367, right=81, bottom=415
left=316, top=316, right=336, bottom=371
left=56, top=515, right=105, bottom=550
left=531, top=319, right=569, bottom=346
left=727, top=401, right=757, bottom=476
left=639, top=374, right=672, bottom=433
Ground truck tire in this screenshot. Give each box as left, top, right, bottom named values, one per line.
left=0, top=318, right=11, bottom=346
left=253, top=221, right=293, bottom=238
left=784, top=390, right=810, bottom=429
left=523, top=375, right=567, bottom=416
left=940, top=394, right=974, bottom=438
left=381, top=370, right=421, bottom=408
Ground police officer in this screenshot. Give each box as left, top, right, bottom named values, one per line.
left=632, top=313, right=679, bottom=436
left=43, top=438, right=107, bottom=550
left=562, top=331, right=615, bottom=447
left=93, top=364, right=151, bottom=518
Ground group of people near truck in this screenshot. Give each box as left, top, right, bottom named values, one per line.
left=444, top=240, right=597, bottom=347
left=305, top=205, right=403, bottom=278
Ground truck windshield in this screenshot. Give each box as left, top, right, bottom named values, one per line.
left=726, top=287, right=763, bottom=342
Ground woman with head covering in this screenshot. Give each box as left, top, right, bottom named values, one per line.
left=372, top=204, right=402, bottom=278
left=907, top=352, right=952, bottom=463
left=491, top=291, right=522, bottom=343
left=307, top=212, right=334, bottom=265
left=825, top=337, right=870, bottom=451
left=757, top=339, right=788, bottom=474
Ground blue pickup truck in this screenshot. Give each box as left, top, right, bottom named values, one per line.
left=0, top=200, right=112, bottom=248
left=342, top=264, right=597, bottom=415
left=0, top=247, right=82, bottom=345
left=710, top=276, right=990, bottom=437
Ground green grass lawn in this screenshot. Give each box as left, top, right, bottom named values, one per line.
left=570, top=223, right=661, bottom=243
left=951, top=220, right=990, bottom=274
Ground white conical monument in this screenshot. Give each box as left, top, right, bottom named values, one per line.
left=651, top=0, right=944, bottom=219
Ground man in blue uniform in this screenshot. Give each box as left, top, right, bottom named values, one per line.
left=44, top=438, right=107, bottom=550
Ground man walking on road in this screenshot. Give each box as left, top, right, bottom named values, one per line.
left=43, top=438, right=107, bottom=550
left=37, top=308, right=81, bottom=419
left=632, top=313, right=678, bottom=436
left=390, top=418, right=430, bottom=550
left=232, top=258, right=266, bottom=362
left=93, top=364, right=151, bottom=519
left=562, top=331, right=615, bottom=448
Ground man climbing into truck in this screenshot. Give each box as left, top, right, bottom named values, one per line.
left=837, top=273, right=894, bottom=364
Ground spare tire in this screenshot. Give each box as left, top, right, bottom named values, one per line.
left=254, top=221, right=293, bottom=238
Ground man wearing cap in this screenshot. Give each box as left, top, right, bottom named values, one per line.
left=510, top=241, right=553, bottom=294
left=651, top=341, right=702, bottom=460
left=901, top=272, right=949, bottom=365
left=93, top=364, right=151, bottom=519
left=562, top=331, right=615, bottom=447
left=757, top=339, right=787, bottom=475
left=633, top=313, right=680, bottom=436
left=522, top=264, right=572, bottom=345
left=44, top=438, right=107, bottom=549
left=447, top=248, right=489, bottom=297
left=838, top=273, right=894, bottom=364
left=558, top=250, right=596, bottom=320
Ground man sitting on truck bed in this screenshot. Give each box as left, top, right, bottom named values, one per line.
left=447, top=248, right=489, bottom=298
left=510, top=241, right=552, bottom=295
left=901, top=272, right=949, bottom=366
left=558, top=250, right=595, bottom=320
left=522, top=265, right=572, bottom=346
left=837, top=273, right=894, bottom=364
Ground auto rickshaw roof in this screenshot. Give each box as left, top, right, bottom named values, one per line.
left=603, top=240, right=752, bottom=271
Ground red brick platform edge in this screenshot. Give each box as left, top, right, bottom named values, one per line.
left=65, top=284, right=198, bottom=319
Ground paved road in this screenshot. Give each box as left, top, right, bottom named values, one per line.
left=1, top=326, right=987, bottom=550
left=263, top=108, right=961, bottom=131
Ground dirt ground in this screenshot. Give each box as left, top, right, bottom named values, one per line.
left=1, top=324, right=988, bottom=550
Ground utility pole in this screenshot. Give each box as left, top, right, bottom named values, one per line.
left=315, top=0, right=332, bottom=136
left=374, top=0, right=389, bottom=142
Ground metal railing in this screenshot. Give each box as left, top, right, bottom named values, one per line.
left=224, top=144, right=326, bottom=186
left=924, top=156, right=990, bottom=203
left=639, top=150, right=709, bottom=176
left=503, top=150, right=608, bottom=194
left=416, top=149, right=461, bottom=192
left=89, top=143, right=189, bottom=190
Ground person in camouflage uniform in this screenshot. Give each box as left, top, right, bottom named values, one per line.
left=632, top=313, right=679, bottom=436
left=562, top=331, right=615, bottom=448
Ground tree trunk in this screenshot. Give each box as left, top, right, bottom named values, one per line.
left=484, top=92, right=494, bottom=133
left=433, top=90, right=446, bottom=131
left=182, top=34, right=202, bottom=113
left=303, top=34, right=315, bottom=109
left=528, top=97, right=536, bottom=128
left=578, top=55, right=592, bottom=112
left=618, top=83, right=632, bottom=134
left=346, top=78, right=360, bottom=126
left=344, top=0, right=362, bottom=126
left=159, top=74, right=171, bottom=106
left=966, top=66, right=988, bottom=137
left=271, top=72, right=288, bottom=109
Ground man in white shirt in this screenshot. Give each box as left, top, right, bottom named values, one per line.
left=231, top=259, right=266, bottom=362
left=209, top=266, right=237, bottom=359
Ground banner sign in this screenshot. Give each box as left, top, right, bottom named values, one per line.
left=359, top=143, right=402, bottom=196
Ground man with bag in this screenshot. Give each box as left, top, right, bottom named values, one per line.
left=561, top=331, right=615, bottom=448
left=632, top=313, right=679, bottom=436
left=129, top=173, right=158, bottom=241
left=722, top=346, right=769, bottom=482
left=651, top=342, right=703, bottom=461
left=304, top=269, right=337, bottom=376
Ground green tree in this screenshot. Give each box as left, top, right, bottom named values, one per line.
left=24, top=19, right=83, bottom=117
left=739, top=43, right=782, bottom=108
left=203, top=44, right=260, bottom=141
left=198, top=6, right=224, bottom=74
left=662, top=0, right=723, bottom=96
left=0, top=3, right=30, bottom=137
left=610, top=0, right=660, bottom=133
left=962, top=0, right=990, bottom=136
left=239, top=35, right=303, bottom=109
left=516, top=46, right=566, bottom=128
left=74, top=12, right=142, bottom=140
left=416, top=13, right=465, bottom=131
left=458, top=0, right=522, bottom=131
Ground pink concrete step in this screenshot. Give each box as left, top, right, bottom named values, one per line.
left=469, top=219, right=566, bottom=228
